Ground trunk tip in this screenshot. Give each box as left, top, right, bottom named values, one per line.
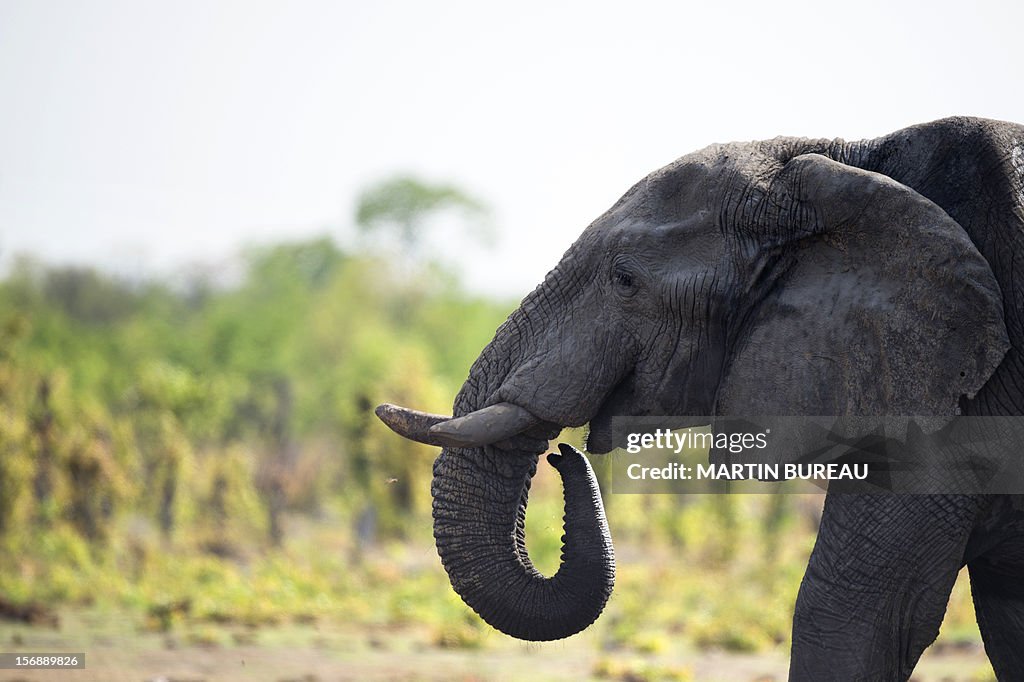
left=549, top=442, right=587, bottom=468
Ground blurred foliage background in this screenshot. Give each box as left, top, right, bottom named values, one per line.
left=0, top=178, right=993, bottom=681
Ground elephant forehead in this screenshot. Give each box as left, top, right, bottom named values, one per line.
left=645, top=158, right=720, bottom=207
left=577, top=142, right=779, bottom=253
left=643, top=145, right=771, bottom=216
left=607, top=213, right=722, bottom=259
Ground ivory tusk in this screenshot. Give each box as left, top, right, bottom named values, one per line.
left=375, top=403, right=451, bottom=446
left=427, top=402, right=540, bottom=449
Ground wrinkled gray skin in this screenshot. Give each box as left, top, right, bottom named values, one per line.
left=380, top=117, right=1024, bottom=680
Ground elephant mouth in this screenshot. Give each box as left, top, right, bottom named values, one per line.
left=585, top=372, right=642, bottom=455
left=586, top=410, right=617, bottom=454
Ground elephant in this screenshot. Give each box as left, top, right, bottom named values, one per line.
left=377, top=116, right=1024, bottom=680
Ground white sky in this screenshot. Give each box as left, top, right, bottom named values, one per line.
left=1, top=0, right=1021, bottom=297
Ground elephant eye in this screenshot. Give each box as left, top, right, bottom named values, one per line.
left=612, top=265, right=636, bottom=291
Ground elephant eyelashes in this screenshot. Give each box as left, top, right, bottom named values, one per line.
left=612, top=265, right=636, bottom=293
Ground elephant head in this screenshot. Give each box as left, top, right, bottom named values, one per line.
left=378, top=117, right=1016, bottom=641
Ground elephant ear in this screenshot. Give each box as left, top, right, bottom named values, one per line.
left=715, top=153, right=1009, bottom=417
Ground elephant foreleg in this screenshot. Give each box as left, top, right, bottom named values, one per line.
left=965, top=498, right=1024, bottom=681
left=970, top=557, right=1024, bottom=680
left=789, top=494, right=984, bottom=681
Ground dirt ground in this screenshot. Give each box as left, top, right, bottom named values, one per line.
left=0, top=610, right=995, bottom=682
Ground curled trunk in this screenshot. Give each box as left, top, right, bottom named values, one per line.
left=431, top=441, right=615, bottom=641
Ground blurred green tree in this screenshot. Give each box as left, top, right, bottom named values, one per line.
left=355, top=175, right=492, bottom=255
